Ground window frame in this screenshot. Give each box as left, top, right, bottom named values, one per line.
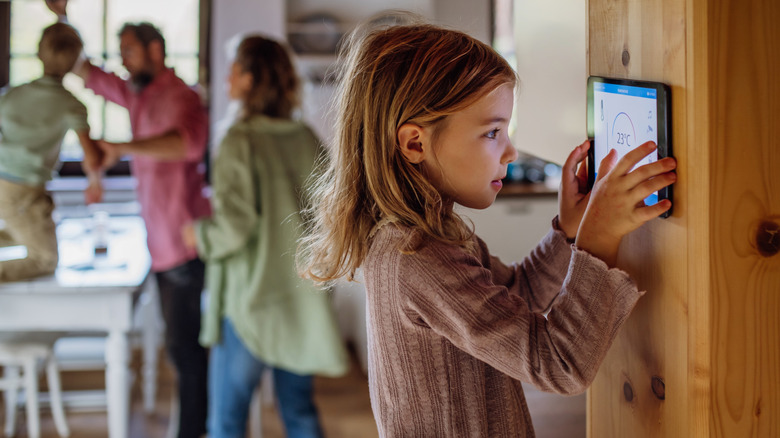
left=0, top=0, right=211, bottom=177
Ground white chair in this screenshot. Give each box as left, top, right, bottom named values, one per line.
left=0, top=339, right=69, bottom=438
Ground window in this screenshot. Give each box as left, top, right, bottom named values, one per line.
left=1, top=0, right=208, bottom=172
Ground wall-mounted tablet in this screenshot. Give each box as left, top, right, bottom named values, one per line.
left=587, top=76, right=673, bottom=218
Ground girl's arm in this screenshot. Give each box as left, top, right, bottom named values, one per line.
left=193, top=130, right=259, bottom=260
left=76, top=129, right=103, bottom=204
left=483, top=221, right=572, bottom=313
left=486, top=141, right=590, bottom=312
left=398, top=144, right=675, bottom=394
left=398, top=241, right=640, bottom=395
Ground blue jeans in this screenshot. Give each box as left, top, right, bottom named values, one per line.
left=208, top=318, right=324, bottom=438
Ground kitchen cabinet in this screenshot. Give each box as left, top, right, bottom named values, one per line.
left=459, top=190, right=559, bottom=263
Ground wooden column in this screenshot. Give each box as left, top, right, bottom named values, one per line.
left=587, top=0, right=780, bottom=436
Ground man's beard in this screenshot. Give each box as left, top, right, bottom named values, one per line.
left=129, top=71, right=154, bottom=92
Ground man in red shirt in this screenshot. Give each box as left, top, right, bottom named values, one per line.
left=51, top=3, right=211, bottom=436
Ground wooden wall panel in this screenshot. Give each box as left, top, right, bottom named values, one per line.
left=685, top=0, right=713, bottom=435
left=587, top=0, right=780, bottom=436
left=708, top=0, right=780, bottom=436
left=587, top=0, right=690, bottom=436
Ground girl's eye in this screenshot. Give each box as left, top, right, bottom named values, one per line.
left=485, top=128, right=500, bottom=139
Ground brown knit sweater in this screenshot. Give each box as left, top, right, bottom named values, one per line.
left=363, top=219, right=642, bottom=437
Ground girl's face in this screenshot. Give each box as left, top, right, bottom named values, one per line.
left=227, top=61, right=252, bottom=100
left=422, top=83, right=518, bottom=209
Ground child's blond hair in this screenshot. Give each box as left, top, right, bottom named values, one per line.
left=298, top=18, right=516, bottom=283
left=38, top=22, right=83, bottom=78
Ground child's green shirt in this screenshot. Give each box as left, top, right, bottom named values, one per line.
left=0, top=76, right=89, bottom=185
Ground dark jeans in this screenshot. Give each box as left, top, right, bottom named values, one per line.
left=155, top=258, right=208, bottom=438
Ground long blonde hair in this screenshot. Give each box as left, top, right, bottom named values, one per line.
left=298, top=19, right=516, bottom=283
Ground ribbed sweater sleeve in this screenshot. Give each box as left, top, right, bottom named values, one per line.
left=485, top=217, right=574, bottom=313
left=364, top=223, right=644, bottom=436
left=401, top=236, right=639, bottom=394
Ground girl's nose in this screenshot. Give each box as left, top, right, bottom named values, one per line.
left=502, top=141, right=519, bottom=164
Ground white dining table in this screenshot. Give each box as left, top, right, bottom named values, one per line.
left=0, top=215, right=152, bottom=438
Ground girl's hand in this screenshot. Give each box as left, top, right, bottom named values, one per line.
left=575, top=141, right=677, bottom=267
left=558, top=140, right=591, bottom=239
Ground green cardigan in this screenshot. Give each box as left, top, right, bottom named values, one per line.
left=195, top=115, right=348, bottom=377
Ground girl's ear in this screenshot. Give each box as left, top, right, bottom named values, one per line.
left=397, top=123, right=429, bottom=164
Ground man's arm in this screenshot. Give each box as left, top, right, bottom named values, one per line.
left=70, top=53, right=92, bottom=82
left=97, top=131, right=187, bottom=166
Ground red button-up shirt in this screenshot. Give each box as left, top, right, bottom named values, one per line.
left=86, top=65, right=212, bottom=271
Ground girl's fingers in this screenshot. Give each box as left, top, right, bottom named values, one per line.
left=636, top=199, right=672, bottom=221
left=596, top=149, right=618, bottom=182
left=561, top=140, right=590, bottom=197
left=625, top=157, right=677, bottom=188
left=562, top=140, right=589, bottom=178
left=612, top=141, right=658, bottom=176
left=632, top=171, right=677, bottom=200
left=576, top=159, right=588, bottom=193
left=575, top=142, right=590, bottom=189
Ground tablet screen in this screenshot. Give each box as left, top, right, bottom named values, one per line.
left=592, top=81, right=660, bottom=205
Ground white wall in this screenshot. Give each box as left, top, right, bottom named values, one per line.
left=209, top=0, right=286, bottom=146
left=513, top=0, right=587, bottom=165
left=208, top=0, right=491, bottom=147
left=433, top=0, right=490, bottom=44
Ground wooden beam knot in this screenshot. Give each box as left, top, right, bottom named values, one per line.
left=623, top=381, right=634, bottom=402
left=651, top=376, right=665, bottom=400
left=621, top=49, right=630, bottom=67
left=756, top=220, right=779, bottom=257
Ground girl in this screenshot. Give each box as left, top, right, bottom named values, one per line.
left=298, top=22, right=677, bottom=437
left=183, top=36, right=348, bottom=438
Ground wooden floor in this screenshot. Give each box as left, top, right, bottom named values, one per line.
left=1, top=348, right=584, bottom=437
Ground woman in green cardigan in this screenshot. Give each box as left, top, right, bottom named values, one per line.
left=182, top=35, right=348, bottom=438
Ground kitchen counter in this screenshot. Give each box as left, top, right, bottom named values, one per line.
left=498, top=180, right=559, bottom=198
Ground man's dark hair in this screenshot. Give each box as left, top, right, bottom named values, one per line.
left=119, top=22, right=166, bottom=57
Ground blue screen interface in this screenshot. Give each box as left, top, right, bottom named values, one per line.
left=593, top=82, right=659, bottom=205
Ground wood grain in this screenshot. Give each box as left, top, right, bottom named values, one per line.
left=588, top=0, right=688, bottom=436
left=587, top=0, right=779, bottom=436
left=708, top=0, right=780, bottom=435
